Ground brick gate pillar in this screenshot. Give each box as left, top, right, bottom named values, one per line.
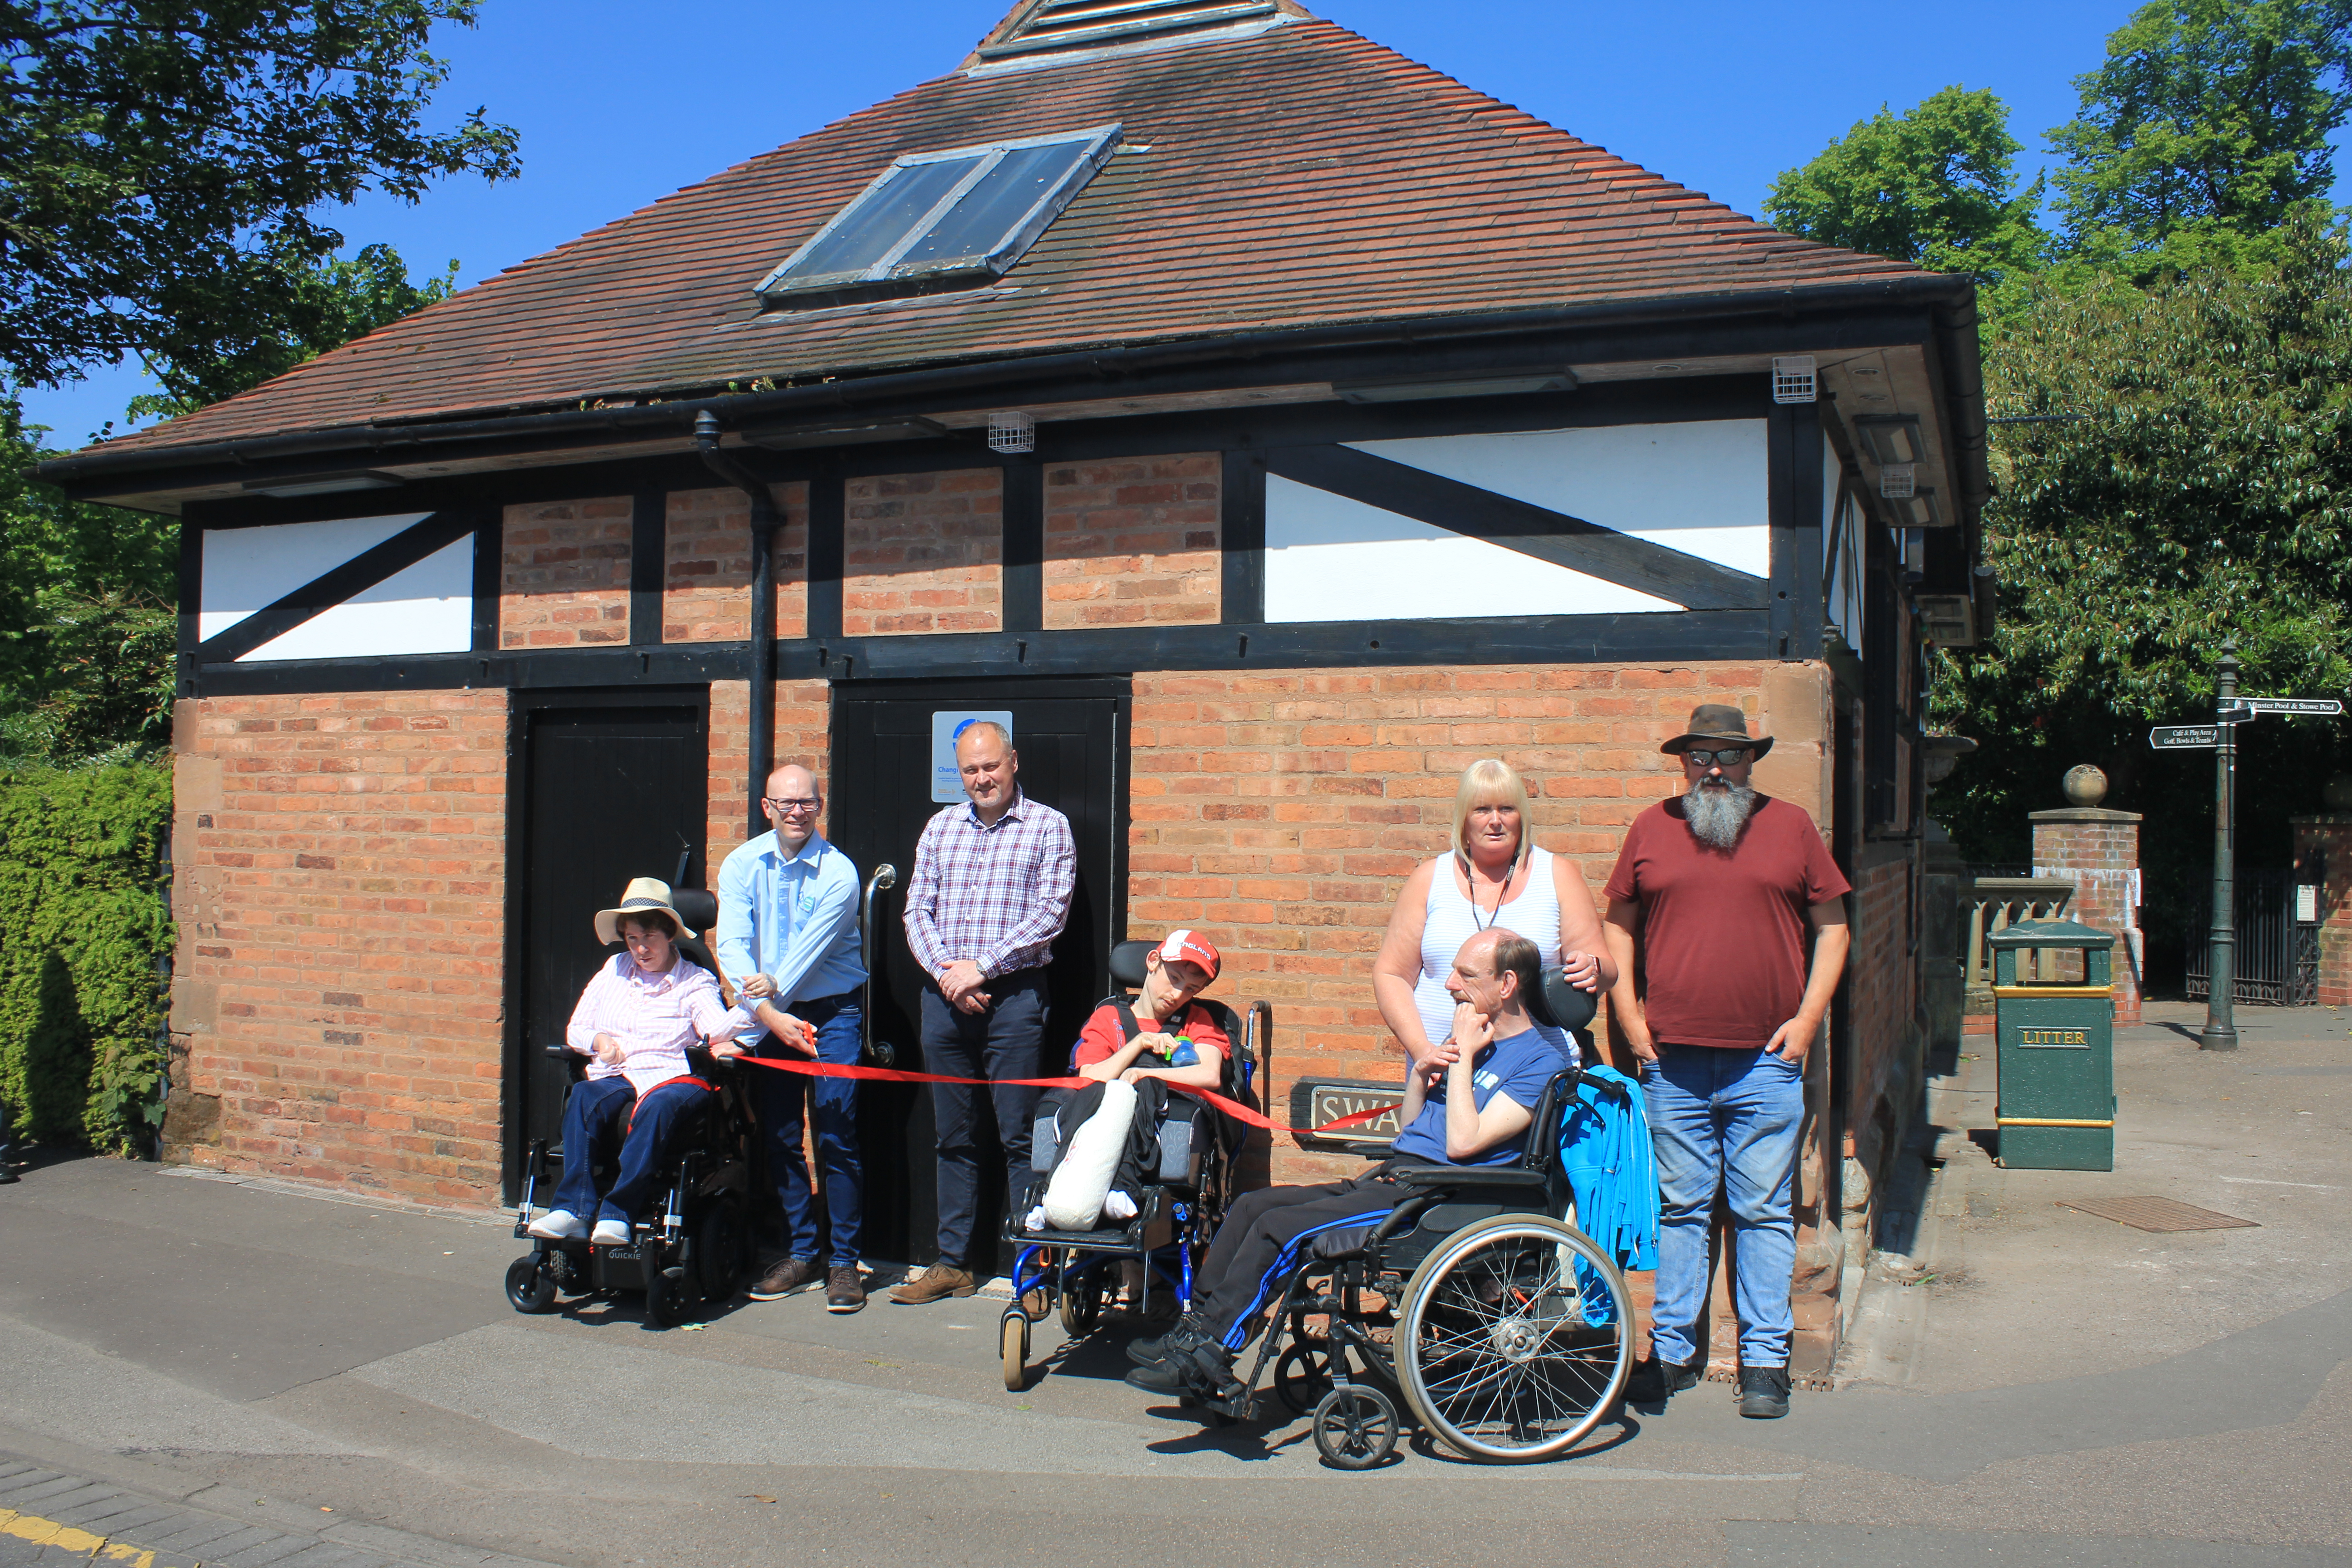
left=2029, top=808, right=2144, bottom=1026
left=2291, top=816, right=2352, bottom=1006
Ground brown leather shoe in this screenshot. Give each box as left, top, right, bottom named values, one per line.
left=748, top=1256, right=823, bottom=1301
left=887, top=1263, right=976, bottom=1304
left=825, top=1265, right=867, bottom=1314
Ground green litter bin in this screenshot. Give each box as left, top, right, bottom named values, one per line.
left=1987, top=917, right=2117, bottom=1171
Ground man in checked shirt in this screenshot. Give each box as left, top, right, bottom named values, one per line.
left=890, top=720, right=1076, bottom=1304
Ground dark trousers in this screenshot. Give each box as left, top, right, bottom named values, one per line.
left=920, top=966, right=1048, bottom=1267
left=1193, top=1173, right=1401, bottom=1352
left=746, top=991, right=864, bottom=1267
left=550, top=1075, right=712, bottom=1225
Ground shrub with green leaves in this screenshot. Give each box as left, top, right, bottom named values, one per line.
left=0, top=762, right=172, bottom=1154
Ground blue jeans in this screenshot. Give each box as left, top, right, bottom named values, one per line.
left=550, top=1075, right=713, bottom=1225
left=920, top=967, right=1048, bottom=1267
left=1642, top=1042, right=1805, bottom=1368
left=745, top=991, right=864, bottom=1267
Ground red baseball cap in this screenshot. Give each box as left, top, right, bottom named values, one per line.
left=1157, top=929, right=1221, bottom=984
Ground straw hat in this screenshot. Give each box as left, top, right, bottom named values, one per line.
left=593, top=877, right=697, bottom=945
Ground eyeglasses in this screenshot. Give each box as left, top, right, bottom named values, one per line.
left=1681, top=748, right=1750, bottom=767
left=764, top=796, right=822, bottom=813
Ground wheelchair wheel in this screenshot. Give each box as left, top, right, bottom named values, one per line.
left=694, top=1195, right=747, bottom=1303
left=1058, top=1270, right=1105, bottom=1337
left=643, top=1265, right=688, bottom=1330
left=1000, top=1310, right=1030, bottom=1391
left=1273, top=1342, right=1333, bottom=1416
left=1310, top=1385, right=1398, bottom=1470
left=505, top=1255, right=558, bottom=1314
left=1394, top=1213, right=1632, bottom=1463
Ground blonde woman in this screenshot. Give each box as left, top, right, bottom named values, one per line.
left=1372, top=759, right=1614, bottom=1071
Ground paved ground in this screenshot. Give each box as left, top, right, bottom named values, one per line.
left=1, top=1000, right=2347, bottom=1566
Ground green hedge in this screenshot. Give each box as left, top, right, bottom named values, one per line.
left=0, top=763, right=172, bottom=1154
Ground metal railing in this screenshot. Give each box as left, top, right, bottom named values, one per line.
left=1965, top=877, right=2076, bottom=1009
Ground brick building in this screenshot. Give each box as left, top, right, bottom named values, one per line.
left=45, top=0, right=1990, bottom=1372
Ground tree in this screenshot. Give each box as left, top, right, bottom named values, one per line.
left=128, top=240, right=459, bottom=419
left=2050, top=0, right=2352, bottom=257
left=1765, top=86, right=2047, bottom=286
left=1929, top=214, right=2352, bottom=971
left=0, top=0, right=518, bottom=394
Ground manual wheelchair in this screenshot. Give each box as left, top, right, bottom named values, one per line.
left=502, top=888, right=758, bottom=1328
left=1189, top=988, right=1635, bottom=1466
left=996, top=938, right=1273, bottom=1389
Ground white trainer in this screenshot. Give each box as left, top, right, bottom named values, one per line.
left=526, top=1210, right=586, bottom=1240
left=591, top=1218, right=631, bottom=1247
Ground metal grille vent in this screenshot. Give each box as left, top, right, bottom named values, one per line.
left=980, top=0, right=1279, bottom=59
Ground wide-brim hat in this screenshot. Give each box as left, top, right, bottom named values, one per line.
left=594, top=877, right=698, bottom=945
left=1659, top=702, right=1774, bottom=759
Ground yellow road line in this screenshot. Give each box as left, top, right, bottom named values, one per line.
left=0, top=1506, right=162, bottom=1566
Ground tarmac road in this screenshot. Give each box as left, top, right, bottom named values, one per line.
left=1, top=1002, right=2348, bottom=1567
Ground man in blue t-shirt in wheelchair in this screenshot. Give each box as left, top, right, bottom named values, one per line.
left=1126, top=927, right=1570, bottom=1398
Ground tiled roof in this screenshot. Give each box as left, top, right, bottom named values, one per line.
left=98, top=13, right=1927, bottom=457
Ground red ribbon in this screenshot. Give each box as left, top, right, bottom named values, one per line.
left=730, top=1052, right=1395, bottom=1137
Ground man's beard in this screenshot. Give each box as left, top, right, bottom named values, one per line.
left=1684, top=779, right=1759, bottom=850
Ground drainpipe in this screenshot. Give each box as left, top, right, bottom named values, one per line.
left=695, top=410, right=777, bottom=842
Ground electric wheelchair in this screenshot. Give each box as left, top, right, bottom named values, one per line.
left=502, top=888, right=758, bottom=1328
left=1180, top=978, right=1636, bottom=1467
left=996, top=938, right=1273, bottom=1389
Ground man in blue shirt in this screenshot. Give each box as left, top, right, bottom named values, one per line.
left=717, top=762, right=870, bottom=1312
left=1126, top=928, right=1570, bottom=1396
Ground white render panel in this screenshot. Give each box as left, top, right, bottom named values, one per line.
left=234, top=537, right=475, bottom=662
left=1345, top=420, right=1771, bottom=578
left=199, top=513, right=433, bottom=642
left=1264, top=476, right=1681, bottom=622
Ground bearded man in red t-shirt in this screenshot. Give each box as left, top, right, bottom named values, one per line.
left=1600, top=704, right=1851, bottom=1421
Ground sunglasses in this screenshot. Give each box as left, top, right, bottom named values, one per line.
left=1681, top=748, right=1751, bottom=767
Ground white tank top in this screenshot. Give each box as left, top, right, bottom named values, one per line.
left=1412, top=848, right=1576, bottom=1063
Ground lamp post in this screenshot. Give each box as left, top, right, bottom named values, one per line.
left=2200, top=639, right=2239, bottom=1052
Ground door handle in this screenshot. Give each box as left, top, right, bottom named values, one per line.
left=860, top=864, right=897, bottom=1064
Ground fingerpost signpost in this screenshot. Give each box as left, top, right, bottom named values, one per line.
left=2149, top=637, right=2345, bottom=1052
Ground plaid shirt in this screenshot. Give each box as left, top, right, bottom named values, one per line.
left=902, top=787, right=1076, bottom=981
left=564, top=952, right=732, bottom=1097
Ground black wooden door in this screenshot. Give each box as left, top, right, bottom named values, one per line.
left=828, top=680, right=1128, bottom=1267
left=505, top=690, right=709, bottom=1198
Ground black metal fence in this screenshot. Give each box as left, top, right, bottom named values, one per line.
left=2185, top=867, right=2318, bottom=1006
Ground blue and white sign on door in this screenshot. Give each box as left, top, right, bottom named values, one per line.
left=932, top=711, right=1015, bottom=803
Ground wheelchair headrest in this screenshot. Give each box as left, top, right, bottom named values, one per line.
left=1527, top=965, right=1599, bottom=1034
left=670, top=887, right=719, bottom=936
left=1108, top=938, right=1152, bottom=990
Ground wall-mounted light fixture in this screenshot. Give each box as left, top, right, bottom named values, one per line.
left=240, top=470, right=403, bottom=499
left=1854, top=414, right=1924, bottom=467
left=1880, top=462, right=1916, bottom=499
left=1771, top=356, right=1817, bottom=404
left=1896, top=489, right=1940, bottom=528
left=1334, top=368, right=1576, bottom=404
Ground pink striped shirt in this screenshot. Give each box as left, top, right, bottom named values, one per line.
left=564, top=953, right=733, bottom=1096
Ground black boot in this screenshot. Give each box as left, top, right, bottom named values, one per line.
left=1126, top=1310, right=1210, bottom=1369
left=1625, top=1353, right=1702, bottom=1403
left=1124, top=1315, right=1233, bottom=1393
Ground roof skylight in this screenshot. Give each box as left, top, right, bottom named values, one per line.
left=756, top=124, right=1121, bottom=308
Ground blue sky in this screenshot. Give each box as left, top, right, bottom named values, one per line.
left=15, top=0, right=2304, bottom=447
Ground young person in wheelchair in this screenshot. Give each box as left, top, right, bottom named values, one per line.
left=1028, top=931, right=1228, bottom=1238
left=1126, top=925, right=1605, bottom=1398
left=525, top=879, right=756, bottom=1246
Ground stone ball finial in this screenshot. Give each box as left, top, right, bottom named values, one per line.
left=2063, top=764, right=2109, bottom=807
